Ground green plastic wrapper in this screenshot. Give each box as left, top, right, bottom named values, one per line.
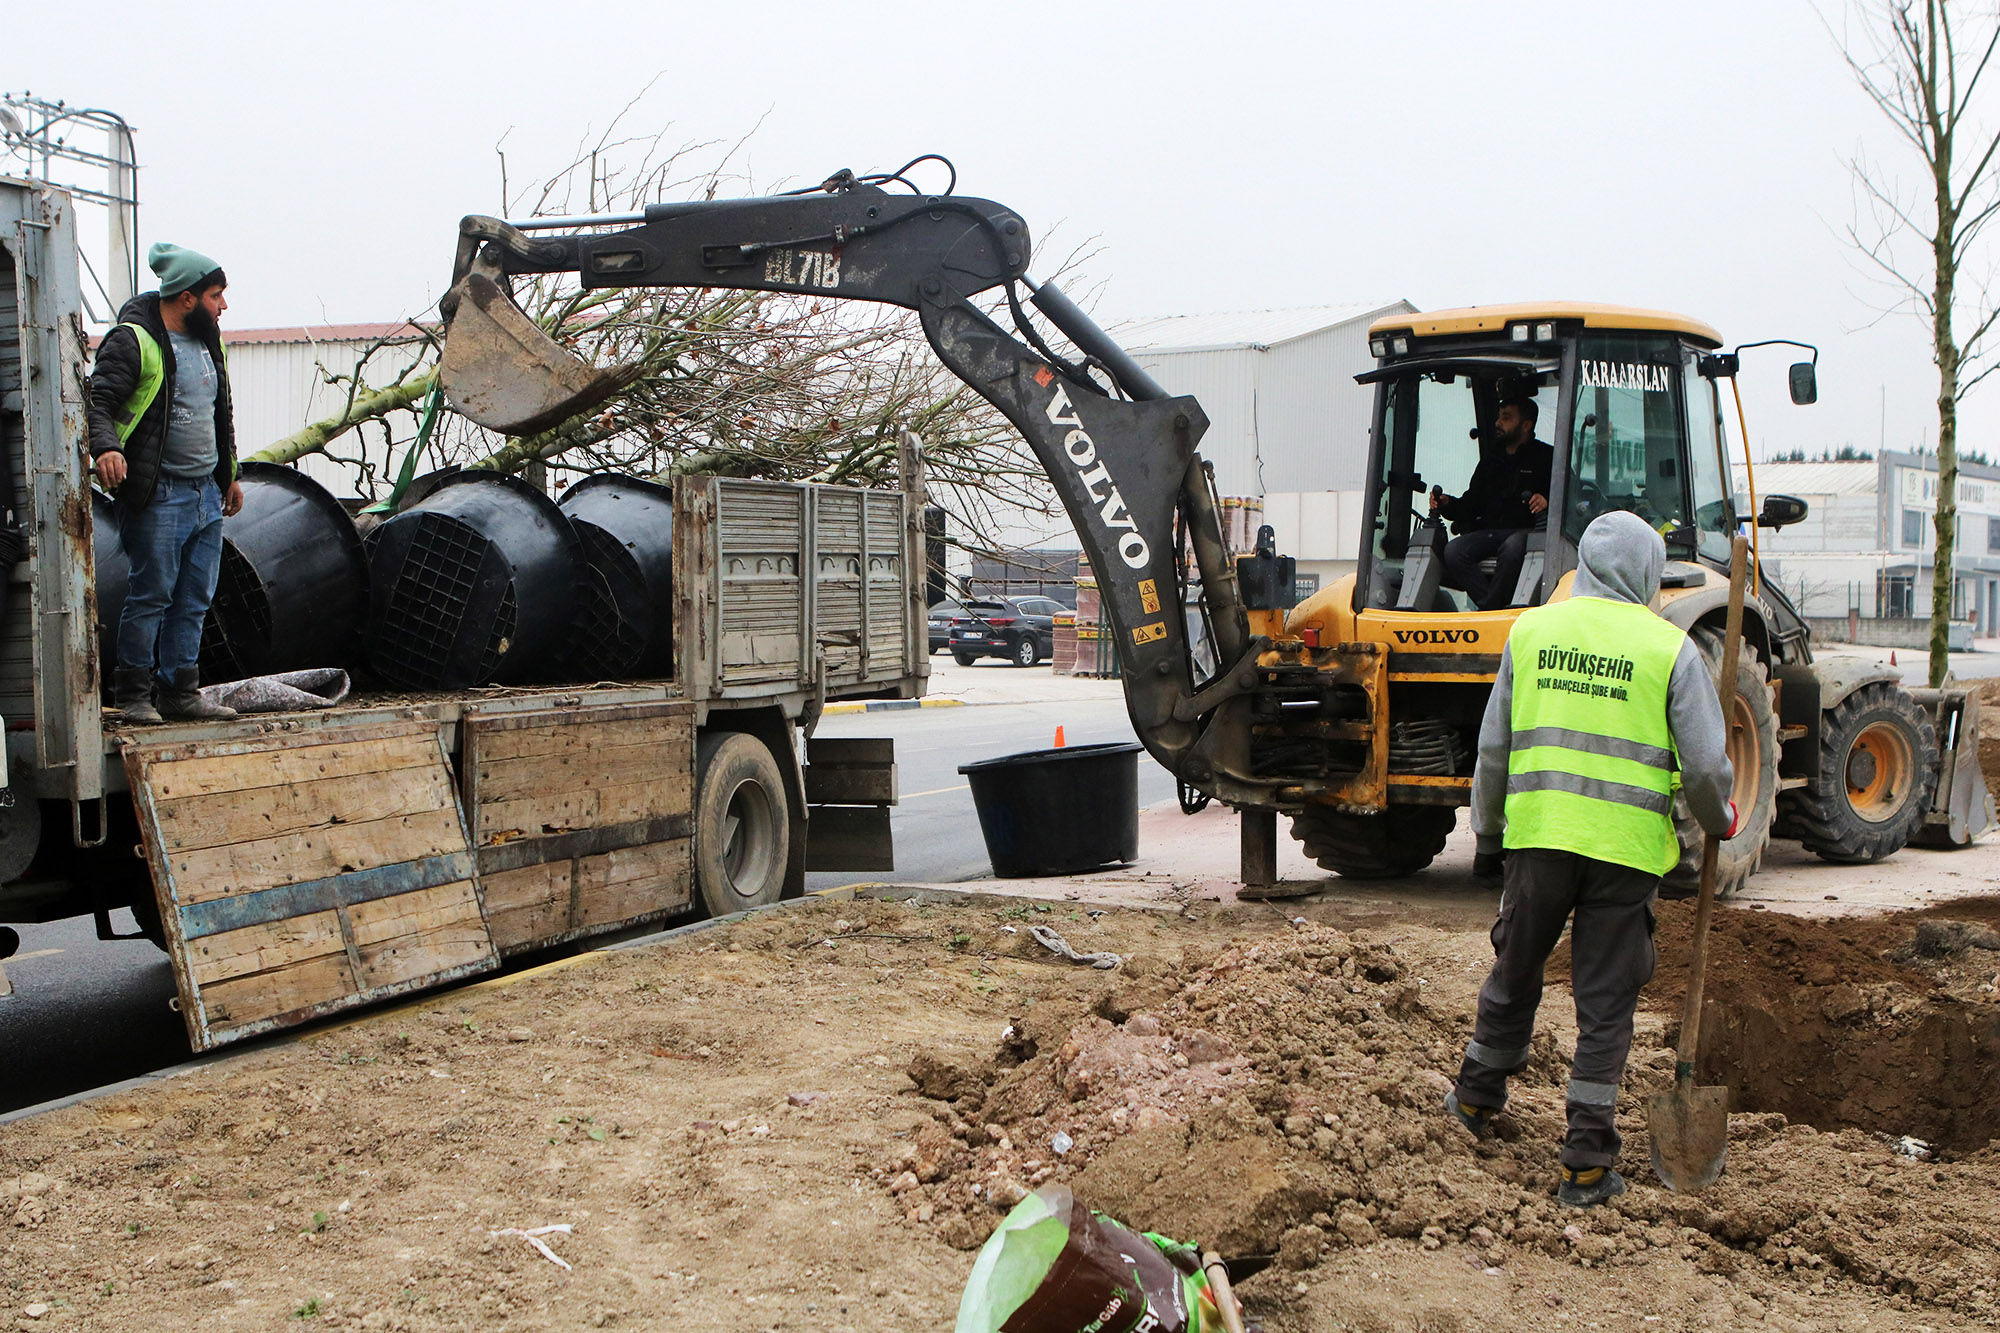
left=956, top=1186, right=1226, bottom=1333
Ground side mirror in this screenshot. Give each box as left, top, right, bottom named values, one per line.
left=1788, top=362, right=1818, bottom=405
left=1663, top=523, right=1699, bottom=558
left=1758, top=493, right=1809, bottom=529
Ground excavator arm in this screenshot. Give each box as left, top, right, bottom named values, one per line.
left=439, top=175, right=1301, bottom=808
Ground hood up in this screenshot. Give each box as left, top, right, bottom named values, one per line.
left=1571, top=509, right=1665, bottom=605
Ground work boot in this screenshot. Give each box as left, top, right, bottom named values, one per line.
left=1444, top=1090, right=1498, bottom=1141
left=157, top=668, right=237, bottom=721
left=112, top=667, right=163, bottom=725
left=1556, top=1166, right=1627, bottom=1209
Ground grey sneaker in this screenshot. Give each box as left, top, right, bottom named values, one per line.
left=1557, top=1167, right=1626, bottom=1208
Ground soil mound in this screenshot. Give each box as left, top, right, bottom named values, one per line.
left=890, top=921, right=2000, bottom=1323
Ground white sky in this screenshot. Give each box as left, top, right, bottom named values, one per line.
left=7, top=0, right=1995, bottom=463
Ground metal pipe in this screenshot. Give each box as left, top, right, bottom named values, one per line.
left=1023, top=275, right=1170, bottom=402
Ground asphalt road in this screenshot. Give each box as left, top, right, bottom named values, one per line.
left=0, top=688, right=1165, bottom=1115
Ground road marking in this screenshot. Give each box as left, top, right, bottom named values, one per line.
left=901, top=783, right=971, bottom=799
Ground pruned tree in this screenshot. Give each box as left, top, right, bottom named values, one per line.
left=1832, top=0, right=2000, bottom=685
left=248, top=97, right=1082, bottom=566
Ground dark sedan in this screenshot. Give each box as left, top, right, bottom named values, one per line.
left=927, top=599, right=966, bottom=653
left=948, top=596, right=1063, bottom=667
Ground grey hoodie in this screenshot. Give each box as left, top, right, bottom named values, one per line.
left=1471, top=510, right=1736, bottom=856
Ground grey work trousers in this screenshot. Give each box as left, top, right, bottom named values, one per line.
left=1452, top=848, right=1659, bottom=1168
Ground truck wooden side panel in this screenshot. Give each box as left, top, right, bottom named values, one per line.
left=462, top=700, right=695, bottom=954
left=124, top=720, right=498, bottom=1051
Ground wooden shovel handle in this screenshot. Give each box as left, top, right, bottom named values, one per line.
left=1674, top=532, right=1750, bottom=1078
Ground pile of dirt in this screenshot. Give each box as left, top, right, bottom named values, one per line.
left=890, top=918, right=2000, bottom=1325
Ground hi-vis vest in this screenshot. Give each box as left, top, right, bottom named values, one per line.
left=110, top=323, right=166, bottom=444
left=1503, top=596, right=1688, bottom=875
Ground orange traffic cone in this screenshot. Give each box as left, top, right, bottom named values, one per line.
left=1053, top=726, right=1066, bottom=748
left=1891, top=651, right=1898, bottom=666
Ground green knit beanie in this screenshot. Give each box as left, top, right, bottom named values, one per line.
left=148, top=241, right=224, bottom=297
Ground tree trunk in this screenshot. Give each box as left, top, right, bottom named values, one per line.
left=246, top=371, right=436, bottom=466
left=1930, top=63, right=1959, bottom=691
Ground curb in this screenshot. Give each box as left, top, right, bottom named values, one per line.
left=822, top=697, right=970, bottom=715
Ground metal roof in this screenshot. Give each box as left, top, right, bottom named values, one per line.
left=222, top=322, right=430, bottom=346
left=1370, top=301, right=1724, bottom=348
left=1114, top=302, right=1412, bottom=353
left=1730, top=460, right=1878, bottom=495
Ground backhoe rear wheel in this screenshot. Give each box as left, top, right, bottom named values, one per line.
left=1291, top=804, right=1456, bottom=879
left=1781, top=682, right=1938, bottom=864
left=693, top=731, right=792, bottom=918
left=1663, top=627, right=1777, bottom=901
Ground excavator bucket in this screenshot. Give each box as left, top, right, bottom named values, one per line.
left=1908, top=687, right=1997, bottom=848
left=439, top=272, right=641, bottom=436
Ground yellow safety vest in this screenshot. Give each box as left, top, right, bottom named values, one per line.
left=109, top=323, right=165, bottom=444
left=1503, top=596, right=1688, bottom=875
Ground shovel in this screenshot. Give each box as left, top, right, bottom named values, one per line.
left=438, top=272, right=642, bottom=436
left=1648, top=530, right=1749, bottom=1191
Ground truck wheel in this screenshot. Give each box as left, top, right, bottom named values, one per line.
left=1291, top=805, right=1455, bottom=878
left=1783, top=682, right=1938, bottom=864
left=1013, top=635, right=1040, bottom=667
left=953, top=651, right=978, bottom=667
left=693, top=731, right=792, bottom=917
left=1663, top=628, right=1778, bottom=900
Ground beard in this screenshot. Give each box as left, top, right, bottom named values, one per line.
left=182, top=303, right=219, bottom=341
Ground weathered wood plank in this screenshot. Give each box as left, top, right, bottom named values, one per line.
left=804, top=763, right=898, bottom=805
left=169, top=807, right=469, bottom=904
left=806, top=736, right=895, bottom=766
left=155, top=765, right=454, bottom=854
left=805, top=804, right=895, bottom=872
left=480, top=862, right=571, bottom=951
left=146, top=731, right=441, bottom=801
left=478, top=775, right=692, bottom=843
left=463, top=699, right=691, bottom=735
left=184, top=910, right=348, bottom=988
left=575, top=839, right=692, bottom=927
left=198, top=951, right=357, bottom=1027
left=472, top=714, right=688, bottom=762
left=474, top=740, right=688, bottom=805
left=121, top=718, right=442, bottom=769
left=348, top=882, right=491, bottom=989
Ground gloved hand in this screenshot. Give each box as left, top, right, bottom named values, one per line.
left=1473, top=850, right=1505, bottom=879
left=1724, top=799, right=1741, bottom=839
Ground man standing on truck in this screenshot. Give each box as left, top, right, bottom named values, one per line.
left=1445, top=509, right=1737, bottom=1207
left=87, top=243, right=244, bottom=725
left=1432, top=397, right=1553, bottom=610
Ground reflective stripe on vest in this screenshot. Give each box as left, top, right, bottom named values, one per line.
left=110, top=323, right=165, bottom=444
left=1503, top=597, right=1688, bottom=874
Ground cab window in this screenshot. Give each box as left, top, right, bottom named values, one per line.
left=1682, top=354, right=1733, bottom=563
left=1563, top=334, right=1691, bottom=546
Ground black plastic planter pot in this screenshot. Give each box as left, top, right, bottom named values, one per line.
left=90, top=489, right=126, bottom=677
left=556, top=473, right=675, bottom=679
left=957, top=742, right=1143, bottom=877
left=198, top=462, right=370, bottom=683
left=365, top=471, right=584, bottom=689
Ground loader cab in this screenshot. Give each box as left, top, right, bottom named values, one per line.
left=1356, top=304, right=1737, bottom=612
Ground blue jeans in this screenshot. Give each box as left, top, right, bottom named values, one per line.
left=116, top=475, right=224, bottom=684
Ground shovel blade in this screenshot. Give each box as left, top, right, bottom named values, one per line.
left=440, top=273, right=640, bottom=436
left=1648, top=1082, right=1729, bottom=1191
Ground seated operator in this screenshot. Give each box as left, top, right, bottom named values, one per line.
left=1431, top=397, right=1556, bottom=610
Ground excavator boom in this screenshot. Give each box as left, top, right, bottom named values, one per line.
left=439, top=177, right=1293, bottom=809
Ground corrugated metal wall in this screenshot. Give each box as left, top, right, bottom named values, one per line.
left=1130, top=303, right=1408, bottom=498
left=226, top=337, right=442, bottom=497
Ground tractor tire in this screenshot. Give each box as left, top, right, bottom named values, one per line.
left=693, top=731, right=792, bottom=918
left=1780, top=682, right=1938, bottom=864
left=1662, top=627, right=1778, bottom=901
left=1291, top=804, right=1456, bottom=879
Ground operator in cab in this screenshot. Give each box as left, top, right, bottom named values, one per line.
left=1430, top=397, right=1554, bottom=610
left=1445, top=510, right=1737, bottom=1208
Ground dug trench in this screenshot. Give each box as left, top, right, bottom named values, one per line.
left=4, top=893, right=1999, bottom=1331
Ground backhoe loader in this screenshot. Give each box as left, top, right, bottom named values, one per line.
left=436, top=166, right=1991, bottom=896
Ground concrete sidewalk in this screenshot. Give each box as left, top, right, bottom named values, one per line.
left=925, top=798, right=2000, bottom=922
left=823, top=654, right=1125, bottom=714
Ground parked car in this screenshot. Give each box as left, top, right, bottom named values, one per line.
left=927, top=599, right=965, bottom=653
left=949, top=596, right=1063, bottom=667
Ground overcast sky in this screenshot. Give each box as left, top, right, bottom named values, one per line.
left=7, top=0, right=1993, bottom=462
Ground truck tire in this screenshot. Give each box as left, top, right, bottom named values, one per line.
left=693, top=731, right=792, bottom=917
left=1781, top=682, right=1938, bottom=864
left=1291, top=804, right=1456, bottom=879
left=1663, top=628, right=1777, bottom=900
left=1013, top=635, right=1040, bottom=667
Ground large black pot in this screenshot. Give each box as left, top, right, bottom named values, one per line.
left=365, top=471, right=584, bottom=689
left=958, top=743, right=1143, bottom=877
left=90, top=490, right=126, bottom=676
left=199, top=461, right=370, bottom=682
left=556, top=473, right=676, bottom=679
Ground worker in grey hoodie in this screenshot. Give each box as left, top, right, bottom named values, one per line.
left=1446, top=509, right=1737, bottom=1207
